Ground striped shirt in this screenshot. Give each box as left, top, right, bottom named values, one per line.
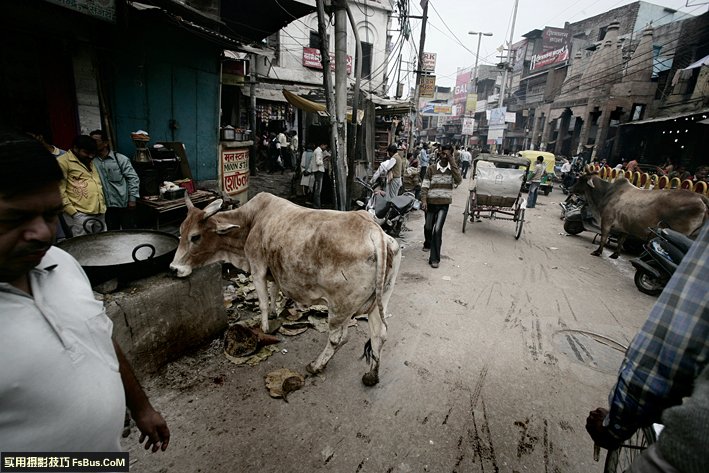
left=421, top=161, right=462, bottom=205
left=606, top=222, right=709, bottom=441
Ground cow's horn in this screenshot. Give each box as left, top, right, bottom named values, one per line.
left=202, top=199, right=224, bottom=219
left=587, top=177, right=595, bottom=188
left=185, top=194, right=194, bottom=209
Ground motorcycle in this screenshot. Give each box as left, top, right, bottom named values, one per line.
left=630, top=227, right=692, bottom=296
left=354, top=176, right=419, bottom=237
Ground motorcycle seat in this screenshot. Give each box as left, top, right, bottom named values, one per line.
left=660, top=228, right=694, bottom=253
left=390, top=195, right=414, bottom=212
left=374, top=198, right=389, bottom=219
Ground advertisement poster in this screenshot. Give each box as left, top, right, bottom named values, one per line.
left=529, top=27, right=570, bottom=73
left=453, top=70, right=471, bottom=117
left=462, top=117, right=475, bottom=135
left=220, top=148, right=249, bottom=196
left=420, top=102, right=452, bottom=116
left=466, top=93, right=478, bottom=115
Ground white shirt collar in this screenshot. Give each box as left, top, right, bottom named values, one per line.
left=437, top=162, right=451, bottom=172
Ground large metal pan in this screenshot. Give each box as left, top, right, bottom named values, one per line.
left=56, top=230, right=179, bottom=286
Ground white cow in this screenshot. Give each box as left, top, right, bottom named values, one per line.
left=170, top=193, right=401, bottom=386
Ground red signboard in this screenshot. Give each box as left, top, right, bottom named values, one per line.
left=453, top=70, right=471, bottom=117
left=303, top=47, right=353, bottom=74
left=529, top=27, right=570, bottom=72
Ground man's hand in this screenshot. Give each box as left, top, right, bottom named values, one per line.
left=585, top=408, right=621, bottom=450
left=421, top=201, right=427, bottom=212
left=133, top=407, right=170, bottom=452
left=128, top=201, right=137, bottom=209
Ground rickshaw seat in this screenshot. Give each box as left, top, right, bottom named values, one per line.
left=474, top=167, right=525, bottom=207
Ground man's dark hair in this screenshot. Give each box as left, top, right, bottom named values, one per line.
left=89, top=129, right=108, bottom=141
left=387, top=144, right=398, bottom=154
left=0, top=128, right=63, bottom=197
left=537, top=156, right=544, bottom=163
left=74, top=135, right=98, bottom=154
left=442, top=144, right=453, bottom=151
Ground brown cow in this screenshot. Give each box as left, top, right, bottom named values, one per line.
left=169, top=193, right=401, bottom=386
left=571, top=174, right=709, bottom=258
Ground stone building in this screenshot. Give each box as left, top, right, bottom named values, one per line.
left=506, top=1, right=694, bottom=161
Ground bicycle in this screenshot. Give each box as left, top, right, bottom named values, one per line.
left=595, top=424, right=661, bottom=473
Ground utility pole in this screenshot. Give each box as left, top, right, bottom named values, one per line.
left=498, top=0, right=519, bottom=113
left=315, top=0, right=339, bottom=209
left=467, top=31, right=492, bottom=146
left=408, top=0, right=428, bottom=151
left=333, top=0, right=348, bottom=210
left=249, top=53, right=258, bottom=176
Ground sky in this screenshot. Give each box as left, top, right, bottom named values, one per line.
left=394, top=0, right=704, bottom=92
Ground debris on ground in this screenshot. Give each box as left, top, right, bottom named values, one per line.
left=264, top=368, right=305, bottom=400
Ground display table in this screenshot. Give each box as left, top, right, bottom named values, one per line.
left=137, top=190, right=216, bottom=229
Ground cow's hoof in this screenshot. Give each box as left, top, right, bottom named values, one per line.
left=591, top=250, right=601, bottom=257
left=362, top=372, right=379, bottom=386
left=609, top=253, right=620, bottom=259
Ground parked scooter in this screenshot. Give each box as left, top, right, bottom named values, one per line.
left=354, top=176, right=419, bottom=237
left=630, top=227, right=692, bottom=296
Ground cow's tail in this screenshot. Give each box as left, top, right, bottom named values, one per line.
left=372, top=229, right=389, bottom=330
left=361, top=229, right=391, bottom=364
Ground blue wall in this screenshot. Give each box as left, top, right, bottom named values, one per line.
left=111, top=20, right=221, bottom=182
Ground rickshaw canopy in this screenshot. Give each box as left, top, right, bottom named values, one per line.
left=517, top=150, right=556, bottom=174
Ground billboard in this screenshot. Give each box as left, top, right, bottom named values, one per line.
left=529, top=27, right=570, bottom=73
left=453, top=70, right=471, bottom=117
left=462, top=117, right=475, bottom=135
left=420, top=102, right=452, bottom=116
left=422, top=52, right=437, bottom=72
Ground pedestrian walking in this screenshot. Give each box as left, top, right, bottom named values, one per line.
left=421, top=144, right=462, bottom=268
left=419, top=144, right=429, bottom=181
left=312, top=142, right=328, bottom=209
left=527, top=155, right=545, bottom=209
left=461, top=147, right=472, bottom=179
left=371, top=144, right=404, bottom=199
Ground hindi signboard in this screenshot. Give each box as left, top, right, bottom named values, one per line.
left=303, top=47, right=353, bottom=74
left=462, top=117, right=475, bottom=135
left=220, top=147, right=249, bottom=197
left=529, top=27, right=570, bottom=73
left=420, top=101, right=452, bottom=116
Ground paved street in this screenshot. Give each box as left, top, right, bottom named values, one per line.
left=123, top=183, right=657, bottom=473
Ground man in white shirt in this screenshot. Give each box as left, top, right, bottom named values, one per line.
left=312, top=142, right=329, bottom=209
left=371, top=144, right=403, bottom=199
left=0, top=129, right=169, bottom=453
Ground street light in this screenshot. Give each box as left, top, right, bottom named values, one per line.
left=468, top=31, right=493, bottom=97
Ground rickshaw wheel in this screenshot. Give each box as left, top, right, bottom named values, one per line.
left=515, top=209, right=525, bottom=239
left=462, top=194, right=472, bottom=233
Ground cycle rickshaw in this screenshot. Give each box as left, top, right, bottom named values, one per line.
left=461, top=155, right=531, bottom=240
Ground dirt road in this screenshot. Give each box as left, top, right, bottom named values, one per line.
left=123, top=184, right=657, bottom=473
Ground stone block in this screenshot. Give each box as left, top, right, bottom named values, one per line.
left=104, top=263, right=226, bottom=377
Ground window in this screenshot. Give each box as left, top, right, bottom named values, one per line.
left=597, top=26, right=607, bottom=41
left=630, top=104, right=646, bottom=121
left=309, top=31, right=329, bottom=49
left=361, top=41, right=373, bottom=78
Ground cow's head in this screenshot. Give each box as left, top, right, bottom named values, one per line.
left=570, top=173, right=597, bottom=195
left=169, top=196, right=245, bottom=277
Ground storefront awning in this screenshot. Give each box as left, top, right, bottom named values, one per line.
left=282, top=89, right=364, bottom=124
left=221, top=0, right=316, bottom=42
left=621, top=109, right=709, bottom=126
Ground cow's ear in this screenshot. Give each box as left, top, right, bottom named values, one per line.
left=216, top=223, right=240, bottom=235
left=587, top=177, right=595, bottom=188
left=202, top=199, right=224, bottom=220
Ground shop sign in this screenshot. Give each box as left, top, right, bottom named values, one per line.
left=422, top=52, right=437, bottom=72
left=302, top=48, right=352, bottom=74
left=420, top=75, right=436, bottom=97
left=45, top=0, right=116, bottom=22
left=221, top=148, right=249, bottom=195
left=420, top=101, right=451, bottom=116
left=453, top=70, right=471, bottom=117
